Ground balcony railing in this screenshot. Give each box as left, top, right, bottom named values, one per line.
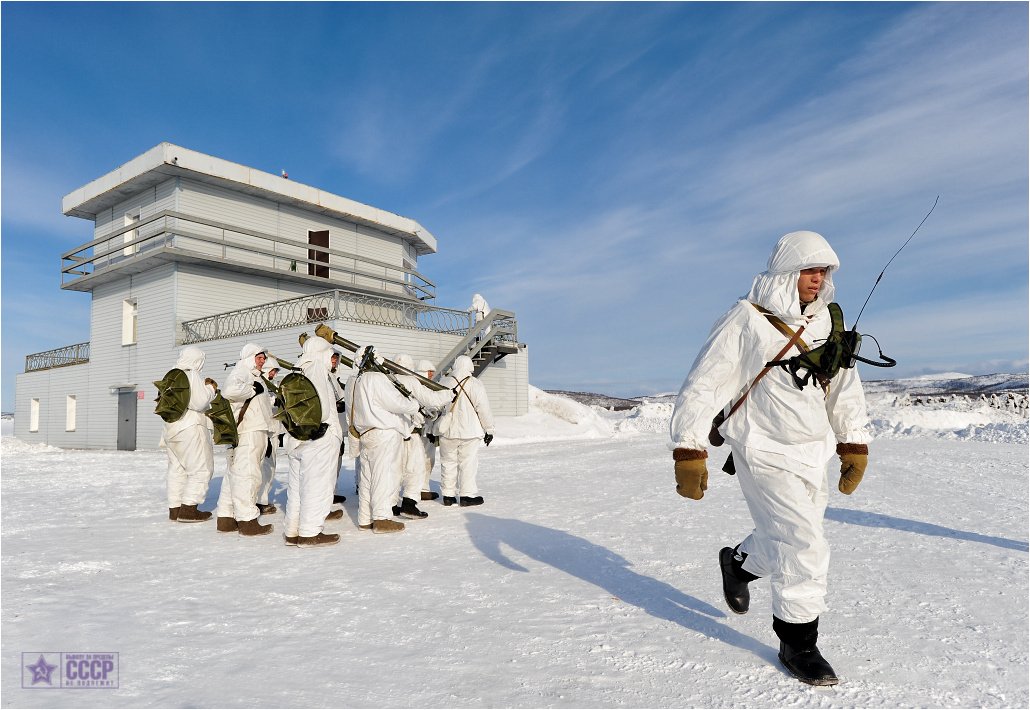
left=25, top=342, right=90, bottom=372
left=61, top=209, right=436, bottom=300
left=181, top=289, right=475, bottom=345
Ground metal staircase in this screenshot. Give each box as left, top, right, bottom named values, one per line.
left=437, top=309, right=521, bottom=377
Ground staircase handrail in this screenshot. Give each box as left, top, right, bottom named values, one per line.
left=435, top=309, right=518, bottom=378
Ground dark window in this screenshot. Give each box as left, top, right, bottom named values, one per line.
left=306, top=307, right=329, bottom=323
left=308, top=230, right=330, bottom=278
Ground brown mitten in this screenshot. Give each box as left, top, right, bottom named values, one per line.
left=673, top=448, right=709, bottom=500
left=837, top=443, right=869, bottom=495
left=204, top=378, right=218, bottom=390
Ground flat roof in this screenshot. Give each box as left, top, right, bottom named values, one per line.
left=61, top=143, right=437, bottom=255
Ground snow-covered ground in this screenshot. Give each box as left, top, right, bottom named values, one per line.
left=2, top=378, right=1027, bottom=708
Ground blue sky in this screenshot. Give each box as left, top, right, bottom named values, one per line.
left=2, top=2, right=1027, bottom=409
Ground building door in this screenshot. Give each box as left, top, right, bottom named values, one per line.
left=117, top=391, right=137, bottom=451
left=308, top=230, right=330, bottom=278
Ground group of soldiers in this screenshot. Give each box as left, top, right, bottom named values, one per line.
left=162, top=337, right=495, bottom=548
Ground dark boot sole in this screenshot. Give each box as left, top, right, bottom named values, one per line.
left=778, top=652, right=839, bottom=686
left=400, top=511, right=428, bottom=519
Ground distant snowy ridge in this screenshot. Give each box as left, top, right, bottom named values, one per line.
left=531, top=373, right=1028, bottom=445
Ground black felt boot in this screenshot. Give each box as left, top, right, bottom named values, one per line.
left=719, top=545, right=760, bottom=614
left=399, top=497, right=428, bottom=519
left=774, top=616, right=838, bottom=686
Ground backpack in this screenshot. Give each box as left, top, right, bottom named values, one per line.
left=153, top=369, right=190, bottom=423
left=206, top=392, right=239, bottom=447
left=273, top=372, right=328, bottom=441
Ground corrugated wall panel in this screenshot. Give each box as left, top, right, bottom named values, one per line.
left=13, top=366, right=91, bottom=447
left=174, top=263, right=327, bottom=326
left=85, top=264, right=177, bottom=449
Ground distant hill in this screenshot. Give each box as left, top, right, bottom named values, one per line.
left=543, top=390, right=640, bottom=411
left=551, top=372, right=1028, bottom=411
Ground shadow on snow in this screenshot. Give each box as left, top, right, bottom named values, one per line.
left=826, top=507, right=1029, bottom=552
left=464, top=512, right=777, bottom=663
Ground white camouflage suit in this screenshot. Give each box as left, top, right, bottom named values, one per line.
left=392, top=353, right=453, bottom=504
left=417, top=359, right=440, bottom=494
left=217, top=343, right=275, bottom=523
left=350, top=347, right=420, bottom=526
left=434, top=355, right=495, bottom=499
left=670, top=231, right=871, bottom=624
left=163, top=346, right=217, bottom=509
left=284, top=337, right=344, bottom=538
left=257, top=357, right=283, bottom=508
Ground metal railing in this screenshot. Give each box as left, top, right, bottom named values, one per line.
left=61, top=209, right=436, bottom=300
left=435, top=310, right=519, bottom=376
left=25, top=342, right=90, bottom=372
left=181, top=289, right=475, bottom=344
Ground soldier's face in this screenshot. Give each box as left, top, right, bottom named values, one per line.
left=797, top=267, right=827, bottom=304
left=255, top=352, right=267, bottom=369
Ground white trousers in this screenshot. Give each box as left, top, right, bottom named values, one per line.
left=258, top=436, right=276, bottom=506
left=165, top=424, right=214, bottom=507
left=397, top=435, right=428, bottom=502
left=732, top=443, right=831, bottom=624
left=216, top=430, right=267, bottom=522
left=421, top=435, right=437, bottom=491
left=285, top=431, right=342, bottom=538
left=357, top=429, right=402, bottom=525
left=439, top=437, right=481, bottom=498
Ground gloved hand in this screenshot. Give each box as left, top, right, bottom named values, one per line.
left=484, top=432, right=494, bottom=446
left=673, top=448, right=708, bottom=500
left=205, top=377, right=218, bottom=390
left=836, top=443, right=869, bottom=495
left=336, top=400, right=346, bottom=413
left=253, top=381, right=264, bottom=395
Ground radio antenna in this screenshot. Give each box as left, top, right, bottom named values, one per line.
left=852, top=195, right=939, bottom=329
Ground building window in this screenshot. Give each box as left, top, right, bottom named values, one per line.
left=122, top=299, right=138, bottom=345
left=66, top=395, right=77, bottom=431
left=30, top=398, right=40, bottom=432
left=123, top=211, right=141, bottom=256
left=308, top=230, right=330, bottom=278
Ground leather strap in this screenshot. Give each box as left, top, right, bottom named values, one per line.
left=724, top=320, right=807, bottom=420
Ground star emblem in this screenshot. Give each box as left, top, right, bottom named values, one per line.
left=26, top=654, right=57, bottom=685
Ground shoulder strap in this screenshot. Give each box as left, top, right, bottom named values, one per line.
left=455, top=376, right=487, bottom=429
left=751, top=303, right=811, bottom=353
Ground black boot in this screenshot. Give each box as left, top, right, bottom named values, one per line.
left=442, top=496, right=457, bottom=506
left=459, top=496, right=484, bottom=507
left=774, top=617, right=838, bottom=686
left=719, top=546, right=759, bottom=614
left=333, top=494, right=347, bottom=504
left=399, top=497, right=428, bottom=519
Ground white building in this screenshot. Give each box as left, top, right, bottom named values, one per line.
left=15, top=143, right=527, bottom=449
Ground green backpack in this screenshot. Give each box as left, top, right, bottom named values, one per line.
left=272, top=372, right=328, bottom=441
left=206, top=391, right=239, bottom=447
left=153, top=369, right=190, bottom=423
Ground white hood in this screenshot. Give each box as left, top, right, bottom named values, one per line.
left=393, top=353, right=415, bottom=371
left=238, top=342, right=265, bottom=373
left=416, top=359, right=437, bottom=377
left=451, top=355, right=474, bottom=380
left=745, top=231, right=839, bottom=318
left=175, top=346, right=205, bottom=372
left=296, top=336, right=334, bottom=372
left=261, top=357, right=280, bottom=377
